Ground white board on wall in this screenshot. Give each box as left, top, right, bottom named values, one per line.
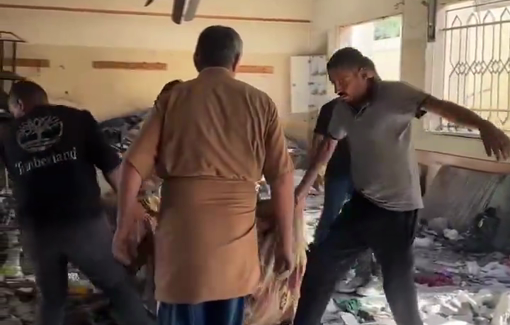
left=290, top=56, right=311, bottom=114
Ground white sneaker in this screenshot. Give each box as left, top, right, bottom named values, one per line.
left=335, top=276, right=367, bottom=293
left=356, top=276, right=383, bottom=296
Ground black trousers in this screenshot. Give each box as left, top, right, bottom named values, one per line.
left=21, top=216, right=154, bottom=325
left=294, top=192, right=423, bottom=325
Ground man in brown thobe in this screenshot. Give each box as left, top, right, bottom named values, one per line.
left=113, top=25, right=295, bottom=325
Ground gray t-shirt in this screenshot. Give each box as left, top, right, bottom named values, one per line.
left=328, top=81, right=429, bottom=211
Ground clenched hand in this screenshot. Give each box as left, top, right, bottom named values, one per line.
left=275, top=242, right=295, bottom=281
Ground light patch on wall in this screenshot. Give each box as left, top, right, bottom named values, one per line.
left=92, top=61, right=167, bottom=71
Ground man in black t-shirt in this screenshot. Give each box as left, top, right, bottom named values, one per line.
left=311, top=99, right=352, bottom=244
left=1, top=81, right=153, bottom=325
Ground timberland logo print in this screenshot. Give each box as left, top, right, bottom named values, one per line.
left=16, top=116, right=63, bottom=153
left=14, top=116, right=77, bottom=175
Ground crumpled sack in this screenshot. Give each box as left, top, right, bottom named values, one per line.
left=244, top=199, right=307, bottom=325
left=102, top=188, right=308, bottom=325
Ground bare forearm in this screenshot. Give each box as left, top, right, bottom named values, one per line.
left=425, top=98, right=486, bottom=129
left=270, top=172, right=295, bottom=249
left=116, top=161, right=143, bottom=236
left=422, top=95, right=510, bottom=160
left=309, top=134, right=324, bottom=160
left=298, top=161, right=322, bottom=196
left=296, top=138, right=337, bottom=198
left=104, top=167, right=120, bottom=193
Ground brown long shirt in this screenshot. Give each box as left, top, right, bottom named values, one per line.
left=124, top=67, right=294, bottom=304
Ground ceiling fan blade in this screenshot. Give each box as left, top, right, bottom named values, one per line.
left=183, top=0, right=201, bottom=21
left=144, top=0, right=154, bottom=7
left=172, top=0, right=186, bottom=24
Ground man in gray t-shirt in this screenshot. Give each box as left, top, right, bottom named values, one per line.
left=328, top=80, right=426, bottom=211
left=293, top=47, right=510, bottom=325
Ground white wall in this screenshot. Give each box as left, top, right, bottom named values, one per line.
left=0, top=0, right=313, bottom=53
left=0, top=0, right=314, bottom=120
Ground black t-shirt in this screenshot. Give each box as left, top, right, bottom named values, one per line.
left=314, top=99, right=351, bottom=178
left=1, top=105, right=120, bottom=226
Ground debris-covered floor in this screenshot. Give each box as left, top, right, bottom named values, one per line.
left=0, top=230, right=124, bottom=325
left=299, top=171, right=510, bottom=325
left=0, top=276, right=117, bottom=325
left=1, top=169, right=510, bottom=325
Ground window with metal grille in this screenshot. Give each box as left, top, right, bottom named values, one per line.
left=425, top=0, right=510, bottom=135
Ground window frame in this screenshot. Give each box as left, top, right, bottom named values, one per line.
left=424, top=0, right=510, bottom=138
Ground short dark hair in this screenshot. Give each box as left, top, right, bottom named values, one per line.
left=327, top=47, right=374, bottom=71
left=160, top=79, right=182, bottom=93
left=194, top=25, right=243, bottom=69
left=9, top=80, right=48, bottom=104
left=364, top=57, right=376, bottom=71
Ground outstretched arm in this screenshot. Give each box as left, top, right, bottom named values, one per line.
left=394, top=81, right=510, bottom=161
left=423, top=96, right=510, bottom=160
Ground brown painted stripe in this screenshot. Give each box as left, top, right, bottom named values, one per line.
left=4, top=58, right=50, bottom=68
left=92, top=61, right=167, bottom=71
left=0, top=4, right=311, bottom=24
left=237, top=65, right=274, bottom=74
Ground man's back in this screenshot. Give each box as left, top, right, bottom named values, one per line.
left=125, top=67, right=293, bottom=304
left=157, top=68, right=274, bottom=182
left=3, top=105, right=119, bottom=225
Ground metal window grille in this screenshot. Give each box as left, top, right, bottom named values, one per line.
left=426, top=1, right=510, bottom=135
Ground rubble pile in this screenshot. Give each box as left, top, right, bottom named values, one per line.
left=298, top=187, right=510, bottom=325
left=99, top=110, right=149, bottom=153
left=0, top=279, right=36, bottom=325
left=0, top=274, right=129, bottom=325
left=321, top=288, right=510, bottom=325
left=5, top=109, right=509, bottom=325
left=0, top=229, right=22, bottom=279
